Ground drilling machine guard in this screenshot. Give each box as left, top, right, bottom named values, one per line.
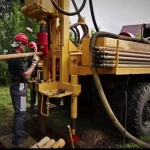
left=21, top=0, right=81, bottom=136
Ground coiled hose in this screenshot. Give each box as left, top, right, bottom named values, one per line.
left=89, top=31, right=150, bottom=148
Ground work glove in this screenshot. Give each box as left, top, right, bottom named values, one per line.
left=32, top=55, right=39, bottom=66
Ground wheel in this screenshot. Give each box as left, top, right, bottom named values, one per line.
left=126, top=82, right=150, bottom=136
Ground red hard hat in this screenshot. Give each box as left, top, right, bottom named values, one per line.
left=14, top=33, right=28, bottom=45
left=29, top=41, right=37, bottom=49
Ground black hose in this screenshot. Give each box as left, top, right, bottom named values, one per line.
left=89, top=31, right=150, bottom=148
left=74, top=27, right=80, bottom=44
left=89, top=0, right=99, bottom=32
left=70, top=22, right=89, bottom=44
left=71, top=0, right=81, bottom=18
left=80, top=24, right=88, bottom=40
left=51, top=0, right=87, bottom=16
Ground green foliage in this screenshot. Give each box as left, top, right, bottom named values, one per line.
left=117, top=135, right=150, bottom=148
left=0, top=85, right=31, bottom=131
left=0, top=0, right=14, bottom=20
left=0, top=61, right=10, bottom=85
left=91, top=28, right=96, bottom=35
left=119, top=142, right=140, bottom=148
left=0, top=1, right=39, bottom=85
left=69, top=30, right=75, bottom=43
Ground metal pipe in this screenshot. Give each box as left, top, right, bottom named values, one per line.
left=119, top=64, right=150, bottom=68
left=67, top=125, right=74, bottom=148
left=95, top=63, right=150, bottom=68
left=93, top=55, right=150, bottom=62
left=94, top=50, right=150, bottom=58
left=119, top=61, right=150, bottom=64
left=93, top=60, right=150, bottom=65
left=94, top=46, right=150, bottom=55
left=0, top=52, right=42, bottom=60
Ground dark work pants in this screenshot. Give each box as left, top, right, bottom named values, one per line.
left=29, top=89, right=36, bottom=107
left=10, top=82, right=27, bottom=145
left=29, top=67, right=37, bottom=107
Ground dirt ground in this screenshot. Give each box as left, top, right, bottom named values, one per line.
left=80, top=129, right=121, bottom=148
left=23, top=108, right=123, bottom=148
left=23, top=118, right=122, bottom=148
left=0, top=107, right=124, bottom=148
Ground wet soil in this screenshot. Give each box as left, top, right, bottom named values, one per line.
left=23, top=108, right=123, bottom=148
left=0, top=107, right=123, bottom=148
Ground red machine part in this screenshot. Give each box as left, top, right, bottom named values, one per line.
left=66, top=134, right=80, bottom=143
left=37, top=32, right=49, bottom=60
left=119, top=32, right=135, bottom=38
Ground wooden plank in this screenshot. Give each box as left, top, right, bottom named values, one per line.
left=0, top=134, right=13, bottom=148
left=23, top=136, right=37, bottom=148
left=0, top=131, right=37, bottom=148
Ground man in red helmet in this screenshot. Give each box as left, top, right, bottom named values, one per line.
left=7, top=33, right=38, bottom=148
left=28, top=42, right=38, bottom=110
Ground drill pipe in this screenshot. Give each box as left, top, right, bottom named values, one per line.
left=0, top=52, right=42, bottom=60
left=94, top=50, right=150, bottom=58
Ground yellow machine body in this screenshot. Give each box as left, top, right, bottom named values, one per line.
left=20, top=0, right=150, bottom=138
left=21, top=0, right=58, bottom=19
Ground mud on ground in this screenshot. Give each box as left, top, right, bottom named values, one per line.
left=23, top=108, right=123, bottom=148
left=0, top=107, right=123, bottom=148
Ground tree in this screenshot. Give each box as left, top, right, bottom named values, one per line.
left=91, top=28, right=96, bottom=35
left=0, top=0, right=20, bottom=21
left=0, top=1, right=39, bottom=85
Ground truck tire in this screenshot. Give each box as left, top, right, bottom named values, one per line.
left=126, top=82, right=150, bottom=136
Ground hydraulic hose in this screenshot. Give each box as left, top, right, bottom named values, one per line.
left=74, top=27, right=80, bottom=44
left=70, top=22, right=89, bottom=43
left=51, top=0, right=87, bottom=16
left=71, top=0, right=81, bottom=18
left=89, top=31, right=150, bottom=148
left=89, top=0, right=99, bottom=32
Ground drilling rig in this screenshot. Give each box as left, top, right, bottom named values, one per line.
left=1, top=0, right=150, bottom=148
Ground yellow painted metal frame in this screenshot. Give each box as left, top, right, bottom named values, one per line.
left=21, top=0, right=59, bottom=19
left=69, top=37, right=150, bottom=75
left=22, top=0, right=150, bottom=135
left=23, top=0, right=150, bottom=118
left=22, top=1, right=80, bottom=127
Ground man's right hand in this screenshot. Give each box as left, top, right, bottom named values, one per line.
left=32, top=55, right=39, bottom=66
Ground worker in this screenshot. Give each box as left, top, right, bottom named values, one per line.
left=28, top=41, right=37, bottom=110
left=7, top=33, right=38, bottom=148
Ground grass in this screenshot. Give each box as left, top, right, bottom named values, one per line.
left=0, top=86, right=13, bottom=115
left=0, top=85, right=31, bottom=111
left=118, top=135, right=150, bottom=148
left=0, top=85, right=32, bottom=136
left=0, top=86, right=13, bottom=136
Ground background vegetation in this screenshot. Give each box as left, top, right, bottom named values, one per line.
left=0, top=0, right=39, bottom=85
